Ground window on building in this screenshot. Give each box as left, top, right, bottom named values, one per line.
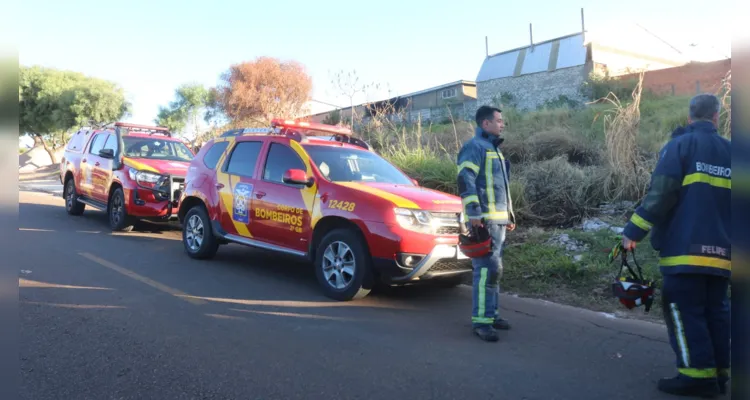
left=441, top=88, right=457, bottom=99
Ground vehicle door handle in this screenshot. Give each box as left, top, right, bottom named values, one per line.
left=255, top=191, right=266, bottom=199
left=215, top=183, right=225, bottom=189
left=94, top=162, right=100, bottom=167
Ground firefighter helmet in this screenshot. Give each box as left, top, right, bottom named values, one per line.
left=608, top=240, right=656, bottom=312
left=458, top=224, right=492, bottom=258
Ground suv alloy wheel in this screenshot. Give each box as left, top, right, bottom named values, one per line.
left=182, top=205, right=219, bottom=259
left=314, top=228, right=374, bottom=301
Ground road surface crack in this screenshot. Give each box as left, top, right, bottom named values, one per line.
left=585, top=320, right=668, bottom=343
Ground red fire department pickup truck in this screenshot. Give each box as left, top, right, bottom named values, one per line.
left=178, top=119, right=472, bottom=301
left=59, top=122, right=194, bottom=231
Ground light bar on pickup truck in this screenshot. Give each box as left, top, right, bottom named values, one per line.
left=114, top=122, right=172, bottom=137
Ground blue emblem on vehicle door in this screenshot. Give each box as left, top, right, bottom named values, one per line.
left=232, top=183, right=253, bottom=224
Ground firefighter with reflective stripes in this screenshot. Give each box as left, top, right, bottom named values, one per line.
left=456, top=105, right=516, bottom=342
left=622, top=94, right=731, bottom=397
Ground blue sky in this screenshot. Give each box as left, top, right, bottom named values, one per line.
left=20, top=0, right=731, bottom=129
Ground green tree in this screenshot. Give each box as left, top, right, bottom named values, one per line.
left=19, top=66, right=130, bottom=163
left=155, top=83, right=210, bottom=137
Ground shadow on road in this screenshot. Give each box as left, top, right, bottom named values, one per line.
left=19, top=197, right=464, bottom=315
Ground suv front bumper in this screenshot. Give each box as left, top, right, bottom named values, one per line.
left=372, top=244, right=472, bottom=283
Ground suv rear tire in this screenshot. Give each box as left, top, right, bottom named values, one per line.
left=314, top=228, right=374, bottom=301
left=64, top=178, right=85, bottom=216
left=108, top=187, right=135, bottom=232
left=183, top=205, right=219, bottom=259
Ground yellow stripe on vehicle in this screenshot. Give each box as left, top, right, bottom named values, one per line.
left=214, top=139, right=252, bottom=238
left=335, top=182, right=420, bottom=209
left=660, top=256, right=731, bottom=270
left=123, top=157, right=160, bottom=173
left=682, top=172, right=731, bottom=189
left=289, top=140, right=323, bottom=229
left=457, top=161, right=479, bottom=174
left=630, top=213, right=653, bottom=231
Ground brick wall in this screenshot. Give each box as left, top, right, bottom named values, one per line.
left=476, top=65, right=588, bottom=111
left=615, top=58, right=731, bottom=96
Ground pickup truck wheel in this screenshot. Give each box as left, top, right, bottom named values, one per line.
left=108, top=187, right=135, bottom=232
left=314, top=228, right=374, bottom=301
left=64, top=179, right=85, bottom=216
left=182, top=206, right=219, bottom=259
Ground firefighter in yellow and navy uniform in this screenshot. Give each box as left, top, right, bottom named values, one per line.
left=456, top=105, right=516, bottom=342
left=622, top=94, right=731, bottom=397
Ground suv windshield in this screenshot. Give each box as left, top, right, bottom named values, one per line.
left=303, top=145, right=414, bottom=185
left=123, top=136, right=194, bottom=162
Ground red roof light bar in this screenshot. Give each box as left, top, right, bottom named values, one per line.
left=270, top=118, right=352, bottom=136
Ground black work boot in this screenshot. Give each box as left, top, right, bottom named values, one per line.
left=657, top=375, right=719, bottom=398
left=472, top=325, right=499, bottom=342
left=493, top=317, right=511, bottom=330
left=717, top=370, right=729, bottom=395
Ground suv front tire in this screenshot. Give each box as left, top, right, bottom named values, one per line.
left=182, top=205, right=219, bottom=259
left=314, top=228, right=374, bottom=301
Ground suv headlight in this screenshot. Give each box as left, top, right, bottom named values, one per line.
left=394, top=208, right=434, bottom=234
left=128, top=168, right=166, bottom=190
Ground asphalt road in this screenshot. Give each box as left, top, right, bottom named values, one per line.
left=17, top=190, right=698, bottom=400
left=18, top=177, right=63, bottom=196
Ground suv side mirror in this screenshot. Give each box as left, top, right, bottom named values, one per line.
left=99, top=148, right=115, bottom=159
left=283, top=169, right=314, bottom=187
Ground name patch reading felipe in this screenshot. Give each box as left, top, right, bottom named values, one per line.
left=232, top=183, right=254, bottom=224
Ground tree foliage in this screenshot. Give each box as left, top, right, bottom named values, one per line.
left=216, top=57, right=313, bottom=123
left=155, top=83, right=210, bottom=135
left=18, top=66, right=130, bottom=161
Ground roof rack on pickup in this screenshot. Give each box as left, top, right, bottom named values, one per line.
left=219, top=119, right=372, bottom=151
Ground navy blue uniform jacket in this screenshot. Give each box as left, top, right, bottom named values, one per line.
left=623, top=120, right=731, bottom=278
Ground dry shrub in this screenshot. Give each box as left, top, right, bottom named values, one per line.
left=517, top=157, right=605, bottom=227
left=717, top=70, right=731, bottom=139
left=500, top=130, right=602, bottom=166
left=600, top=72, right=650, bottom=201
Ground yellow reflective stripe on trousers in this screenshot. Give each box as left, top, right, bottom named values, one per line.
left=660, top=256, right=731, bottom=271
left=670, top=303, right=691, bottom=368
left=682, top=172, right=731, bottom=189
left=458, top=161, right=480, bottom=174
left=477, top=268, right=488, bottom=320
left=629, top=213, right=653, bottom=231
left=679, top=368, right=717, bottom=378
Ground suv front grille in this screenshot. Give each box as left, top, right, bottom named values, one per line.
left=430, top=211, right=461, bottom=236
left=430, top=259, right=471, bottom=272
left=436, top=226, right=460, bottom=235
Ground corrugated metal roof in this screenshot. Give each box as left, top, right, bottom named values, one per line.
left=476, top=32, right=587, bottom=82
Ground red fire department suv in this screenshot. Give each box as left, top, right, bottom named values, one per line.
left=59, top=122, right=194, bottom=231
left=178, top=119, right=471, bottom=301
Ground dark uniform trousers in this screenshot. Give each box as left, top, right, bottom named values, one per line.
left=661, top=273, right=731, bottom=380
